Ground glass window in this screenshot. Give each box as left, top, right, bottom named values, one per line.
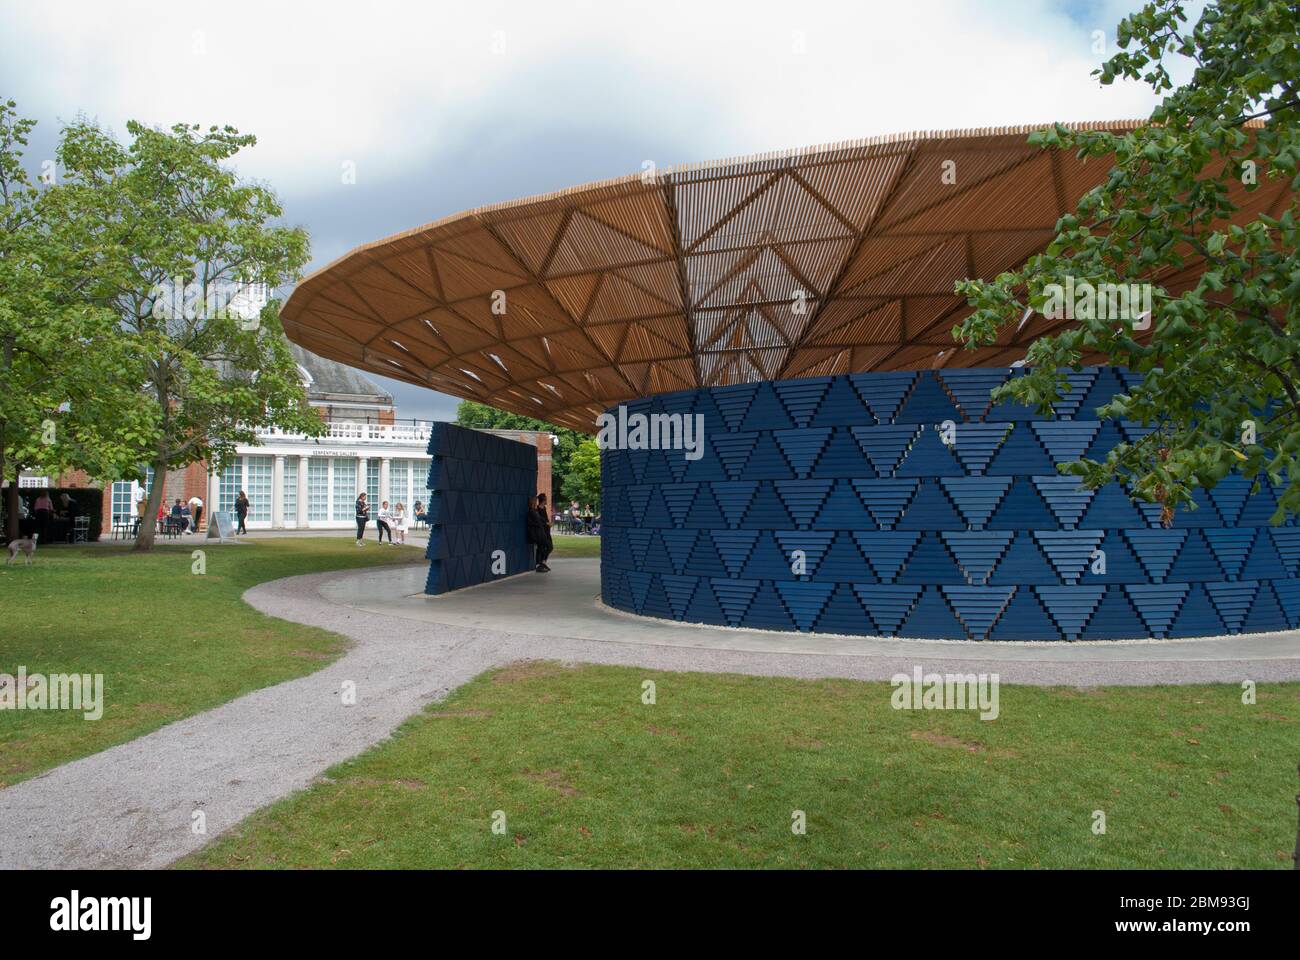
left=367, top=459, right=380, bottom=508
left=332, top=457, right=356, bottom=522
left=308, top=458, right=329, bottom=522
left=245, top=455, right=272, bottom=522
left=390, top=459, right=409, bottom=508
left=111, top=481, right=134, bottom=523
left=220, top=458, right=242, bottom=513
left=282, top=457, right=298, bottom=523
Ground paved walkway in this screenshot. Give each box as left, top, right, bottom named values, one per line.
left=326, top=560, right=1300, bottom=664
left=3, top=559, right=1298, bottom=869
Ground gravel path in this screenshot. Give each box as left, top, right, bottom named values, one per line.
left=3, top=562, right=1299, bottom=870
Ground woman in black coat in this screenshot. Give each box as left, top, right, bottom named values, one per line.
left=526, top=495, right=552, bottom=572
left=235, top=491, right=250, bottom=534
left=355, top=492, right=370, bottom=545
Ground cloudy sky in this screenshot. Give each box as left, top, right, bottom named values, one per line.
left=3, top=0, right=1179, bottom=421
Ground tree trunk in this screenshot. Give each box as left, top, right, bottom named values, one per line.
left=3, top=460, right=19, bottom=542
left=132, top=452, right=170, bottom=552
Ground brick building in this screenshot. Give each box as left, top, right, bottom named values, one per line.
left=16, top=343, right=553, bottom=537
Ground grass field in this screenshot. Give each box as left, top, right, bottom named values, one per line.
left=181, top=662, right=1300, bottom=870
left=0, top=537, right=424, bottom=786
left=549, top=535, right=600, bottom=558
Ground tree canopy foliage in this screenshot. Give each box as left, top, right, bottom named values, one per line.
left=0, top=100, right=155, bottom=538
left=956, top=0, right=1299, bottom=523
left=454, top=399, right=588, bottom=504
left=561, top=439, right=601, bottom=509
left=0, top=102, right=322, bottom=548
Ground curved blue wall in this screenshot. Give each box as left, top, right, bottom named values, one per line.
left=599, top=367, right=1300, bottom=640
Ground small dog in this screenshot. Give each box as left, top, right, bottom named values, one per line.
left=5, top=536, right=37, bottom=565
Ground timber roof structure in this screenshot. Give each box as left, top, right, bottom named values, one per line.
left=281, top=121, right=1290, bottom=432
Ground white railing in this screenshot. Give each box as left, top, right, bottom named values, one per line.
left=253, top=421, right=432, bottom=445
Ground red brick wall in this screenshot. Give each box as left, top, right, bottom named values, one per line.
left=535, top=432, right=553, bottom=503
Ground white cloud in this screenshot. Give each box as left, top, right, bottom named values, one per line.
left=6, top=0, right=1162, bottom=189
left=3, top=0, right=1175, bottom=422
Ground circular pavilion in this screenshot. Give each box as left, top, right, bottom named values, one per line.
left=282, top=123, right=1299, bottom=640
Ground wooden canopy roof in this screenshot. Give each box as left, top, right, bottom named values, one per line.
left=281, top=121, right=1290, bottom=433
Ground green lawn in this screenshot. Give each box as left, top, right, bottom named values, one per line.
left=180, top=662, right=1300, bottom=869
left=0, top=537, right=424, bottom=786
left=549, top=535, right=600, bottom=558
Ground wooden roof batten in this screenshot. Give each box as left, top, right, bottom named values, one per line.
left=281, top=120, right=1288, bottom=434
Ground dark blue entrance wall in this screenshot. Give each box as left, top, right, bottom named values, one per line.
left=424, top=423, right=536, bottom=595
left=599, top=367, right=1300, bottom=640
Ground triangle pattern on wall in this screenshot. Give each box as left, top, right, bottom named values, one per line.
left=598, top=368, right=1296, bottom=642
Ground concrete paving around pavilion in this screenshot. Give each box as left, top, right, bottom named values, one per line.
left=4, top=558, right=1299, bottom=870
left=323, top=559, right=1300, bottom=666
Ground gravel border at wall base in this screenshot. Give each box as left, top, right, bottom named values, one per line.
left=3, top=565, right=1299, bottom=870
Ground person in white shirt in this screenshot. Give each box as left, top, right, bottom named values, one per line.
left=376, top=500, right=394, bottom=543
left=188, top=495, right=204, bottom=534
left=393, top=501, right=408, bottom=544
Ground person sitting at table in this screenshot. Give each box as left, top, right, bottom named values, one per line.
left=59, top=492, right=79, bottom=520
left=413, top=500, right=425, bottom=523
left=581, top=503, right=594, bottom=533
left=169, top=498, right=187, bottom=533
left=180, top=501, right=193, bottom=534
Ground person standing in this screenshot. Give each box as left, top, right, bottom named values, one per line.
left=188, top=494, right=204, bottom=534
left=355, top=492, right=369, bottom=545
left=534, top=494, right=553, bottom=572
left=525, top=495, right=545, bottom=572
left=235, top=490, right=249, bottom=535
left=376, top=500, right=394, bottom=543
left=393, top=502, right=408, bottom=545
left=33, top=489, right=53, bottom=544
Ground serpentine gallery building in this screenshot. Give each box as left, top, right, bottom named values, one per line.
left=281, top=122, right=1300, bottom=641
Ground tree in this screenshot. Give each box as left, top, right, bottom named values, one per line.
left=56, top=118, right=323, bottom=550
left=955, top=0, right=1299, bottom=523
left=454, top=399, right=585, bottom=501
left=561, top=439, right=601, bottom=509
left=0, top=100, right=155, bottom=539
